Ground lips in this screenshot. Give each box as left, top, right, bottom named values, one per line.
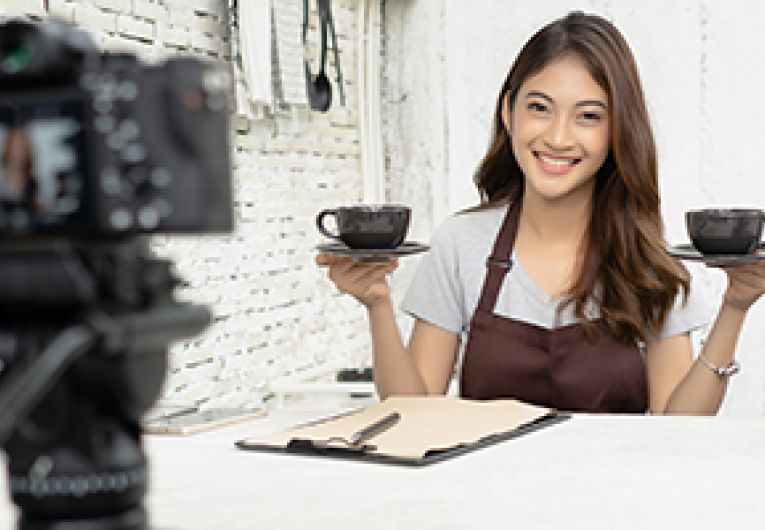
left=533, top=151, right=581, bottom=174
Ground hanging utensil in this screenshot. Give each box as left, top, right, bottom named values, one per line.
left=303, top=0, right=331, bottom=112
left=322, top=0, right=346, bottom=106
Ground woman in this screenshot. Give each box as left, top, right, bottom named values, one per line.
left=316, top=12, right=765, bottom=414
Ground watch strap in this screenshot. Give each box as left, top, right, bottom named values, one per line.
left=698, top=353, right=740, bottom=378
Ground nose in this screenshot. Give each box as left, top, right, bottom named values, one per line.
left=544, top=114, right=574, bottom=151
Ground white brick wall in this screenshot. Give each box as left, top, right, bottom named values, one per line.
left=0, top=0, right=369, bottom=409
left=0, top=1, right=47, bottom=16
left=93, top=0, right=132, bottom=12
left=47, top=0, right=76, bottom=21
left=74, top=5, right=117, bottom=33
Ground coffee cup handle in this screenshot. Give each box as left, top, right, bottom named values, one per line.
left=316, top=209, right=341, bottom=241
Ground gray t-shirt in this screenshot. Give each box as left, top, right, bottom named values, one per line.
left=401, top=204, right=711, bottom=342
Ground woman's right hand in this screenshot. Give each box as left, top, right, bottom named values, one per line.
left=315, top=253, right=399, bottom=309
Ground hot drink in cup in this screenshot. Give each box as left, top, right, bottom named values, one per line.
left=685, top=208, right=765, bottom=254
left=316, top=205, right=411, bottom=249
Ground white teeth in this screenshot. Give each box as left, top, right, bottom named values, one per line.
left=538, top=154, right=575, bottom=167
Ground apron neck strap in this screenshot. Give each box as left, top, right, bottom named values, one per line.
left=477, top=200, right=521, bottom=312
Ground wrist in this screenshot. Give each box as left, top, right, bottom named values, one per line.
left=364, top=294, right=393, bottom=313
left=697, top=352, right=740, bottom=379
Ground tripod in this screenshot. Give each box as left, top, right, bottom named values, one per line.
left=0, top=238, right=210, bottom=530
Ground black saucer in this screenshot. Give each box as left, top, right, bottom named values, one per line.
left=668, top=243, right=765, bottom=267
left=316, top=241, right=429, bottom=262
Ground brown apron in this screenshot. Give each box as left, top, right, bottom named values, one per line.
left=460, top=202, right=648, bottom=413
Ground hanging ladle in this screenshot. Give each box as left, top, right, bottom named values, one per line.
left=323, top=0, right=345, bottom=106
left=304, top=0, right=331, bottom=112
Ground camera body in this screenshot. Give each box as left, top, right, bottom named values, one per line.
left=0, top=18, right=232, bottom=237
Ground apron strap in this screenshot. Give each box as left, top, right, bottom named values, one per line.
left=476, top=200, right=521, bottom=313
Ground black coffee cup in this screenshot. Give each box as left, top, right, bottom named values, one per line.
left=685, top=208, right=765, bottom=254
left=316, top=205, right=411, bottom=249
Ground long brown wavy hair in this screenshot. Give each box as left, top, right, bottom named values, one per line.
left=472, top=11, right=688, bottom=344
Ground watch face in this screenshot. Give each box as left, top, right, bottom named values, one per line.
left=720, top=360, right=741, bottom=377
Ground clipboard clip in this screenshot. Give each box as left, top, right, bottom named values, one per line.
left=290, top=411, right=401, bottom=452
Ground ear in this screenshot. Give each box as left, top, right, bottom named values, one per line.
left=500, top=92, right=512, bottom=135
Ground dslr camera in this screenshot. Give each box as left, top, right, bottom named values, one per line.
left=0, top=17, right=232, bottom=530
left=0, top=17, right=231, bottom=236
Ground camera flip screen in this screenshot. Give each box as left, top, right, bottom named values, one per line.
left=0, top=98, right=85, bottom=231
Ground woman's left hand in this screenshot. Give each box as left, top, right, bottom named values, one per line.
left=723, top=260, right=765, bottom=311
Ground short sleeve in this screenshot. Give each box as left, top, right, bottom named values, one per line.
left=657, top=272, right=714, bottom=339
left=400, top=218, right=466, bottom=334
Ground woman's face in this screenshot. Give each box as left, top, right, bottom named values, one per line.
left=504, top=54, right=610, bottom=204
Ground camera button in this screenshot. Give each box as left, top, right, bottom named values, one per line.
left=119, top=120, right=140, bottom=141
left=109, top=209, right=133, bottom=230
left=122, top=144, right=146, bottom=163
left=101, top=167, right=121, bottom=195
left=138, top=207, right=160, bottom=229
left=154, top=199, right=173, bottom=217
left=94, top=115, right=116, bottom=133
left=107, top=132, right=123, bottom=150
left=93, top=98, right=112, bottom=114
left=150, top=168, right=172, bottom=188
left=118, top=80, right=139, bottom=100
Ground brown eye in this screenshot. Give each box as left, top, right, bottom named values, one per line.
left=527, top=101, right=548, bottom=113
left=579, top=111, right=603, bottom=122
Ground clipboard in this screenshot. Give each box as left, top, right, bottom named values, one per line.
left=235, top=396, right=570, bottom=466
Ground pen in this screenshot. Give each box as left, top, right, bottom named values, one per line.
left=348, top=411, right=401, bottom=446
left=161, top=406, right=198, bottom=420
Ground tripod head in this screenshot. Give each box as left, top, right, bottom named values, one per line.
left=0, top=238, right=211, bottom=529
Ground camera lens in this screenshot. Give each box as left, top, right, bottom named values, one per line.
left=0, top=38, right=33, bottom=74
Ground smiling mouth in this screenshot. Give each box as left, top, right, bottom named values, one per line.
left=533, top=151, right=582, bottom=167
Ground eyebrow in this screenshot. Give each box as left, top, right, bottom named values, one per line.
left=525, top=90, right=608, bottom=109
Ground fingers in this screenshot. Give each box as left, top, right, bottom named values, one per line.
left=727, top=265, right=764, bottom=282
left=315, top=253, right=399, bottom=272
left=722, top=260, right=765, bottom=273
left=331, top=261, right=389, bottom=288
left=347, top=258, right=399, bottom=278
left=724, top=260, right=765, bottom=309
left=316, top=252, right=399, bottom=303
left=313, top=248, right=402, bottom=308
left=315, top=252, right=350, bottom=267
left=729, top=273, right=765, bottom=293
left=346, top=262, right=392, bottom=283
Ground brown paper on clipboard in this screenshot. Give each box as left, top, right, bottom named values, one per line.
left=239, top=396, right=555, bottom=460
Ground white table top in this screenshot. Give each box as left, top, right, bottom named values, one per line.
left=3, top=409, right=765, bottom=530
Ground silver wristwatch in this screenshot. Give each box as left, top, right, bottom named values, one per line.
left=698, top=354, right=740, bottom=378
